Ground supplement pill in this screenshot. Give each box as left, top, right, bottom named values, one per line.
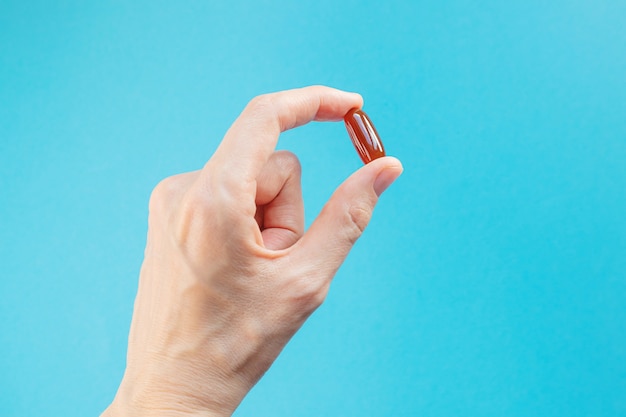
left=344, top=109, right=385, bottom=164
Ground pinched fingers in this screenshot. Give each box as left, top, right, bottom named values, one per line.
left=180, top=86, right=362, bottom=252
left=204, top=85, right=362, bottom=194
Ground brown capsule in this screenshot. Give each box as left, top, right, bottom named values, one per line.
left=344, top=109, right=386, bottom=164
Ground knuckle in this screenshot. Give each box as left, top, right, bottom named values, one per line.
left=346, top=203, right=373, bottom=241
left=244, top=93, right=293, bottom=131
left=148, top=176, right=180, bottom=216
left=287, top=274, right=329, bottom=312
left=273, top=150, right=302, bottom=176
left=246, top=94, right=276, bottom=116
left=270, top=259, right=331, bottom=316
left=148, top=172, right=198, bottom=219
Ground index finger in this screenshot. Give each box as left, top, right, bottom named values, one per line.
left=205, top=85, right=363, bottom=187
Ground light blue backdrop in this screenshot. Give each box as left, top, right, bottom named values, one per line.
left=1, top=1, right=625, bottom=416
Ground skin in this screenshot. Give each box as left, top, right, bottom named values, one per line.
left=101, top=86, right=403, bottom=416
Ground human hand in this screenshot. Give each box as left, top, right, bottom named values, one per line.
left=102, top=86, right=403, bottom=416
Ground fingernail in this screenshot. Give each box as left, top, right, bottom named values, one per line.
left=374, top=166, right=402, bottom=196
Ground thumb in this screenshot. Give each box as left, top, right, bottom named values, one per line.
left=292, top=156, right=403, bottom=278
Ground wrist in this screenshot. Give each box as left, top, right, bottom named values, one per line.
left=102, top=399, right=228, bottom=417
left=101, top=377, right=232, bottom=417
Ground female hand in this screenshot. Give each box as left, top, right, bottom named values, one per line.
left=102, top=86, right=403, bottom=416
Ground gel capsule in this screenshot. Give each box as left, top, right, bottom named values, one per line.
left=344, top=109, right=385, bottom=164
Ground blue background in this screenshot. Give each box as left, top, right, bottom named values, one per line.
left=1, top=1, right=625, bottom=416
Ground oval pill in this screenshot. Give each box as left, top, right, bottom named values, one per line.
left=343, top=109, right=385, bottom=164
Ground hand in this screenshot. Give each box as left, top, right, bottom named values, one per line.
left=102, top=86, right=403, bottom=416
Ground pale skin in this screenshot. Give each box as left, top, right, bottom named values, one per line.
left=101, top=86, right=403, bottom=416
